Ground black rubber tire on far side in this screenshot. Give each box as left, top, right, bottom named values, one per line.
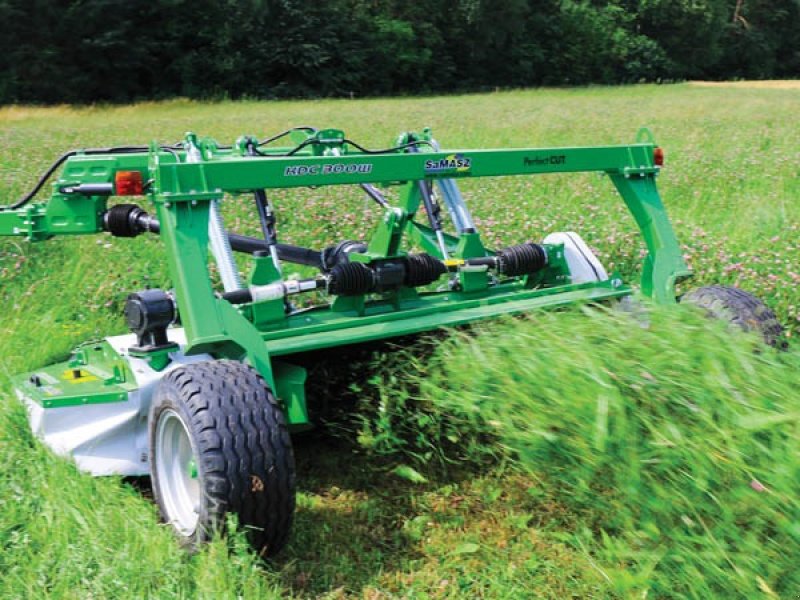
left=149, top=359, right=296, bottom=556
left=682, top=285, right=785, bottom=348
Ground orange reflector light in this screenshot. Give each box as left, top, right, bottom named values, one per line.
left=114, top=170, right=144, bottom=195
left=653, top=147, right=664, bottom=167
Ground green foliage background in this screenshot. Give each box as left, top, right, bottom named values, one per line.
left=0, top=0, right=798, bottom=104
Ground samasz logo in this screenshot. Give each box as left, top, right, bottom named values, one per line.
left=424, top=153, right=472, bottom=176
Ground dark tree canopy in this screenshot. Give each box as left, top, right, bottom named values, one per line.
left=0, top=0, right=797, bottom=104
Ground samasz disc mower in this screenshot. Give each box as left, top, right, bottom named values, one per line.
left=0, top=126, right=782, bottom=555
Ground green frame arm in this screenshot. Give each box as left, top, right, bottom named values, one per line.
left=0, top=132, right=691, bottom=387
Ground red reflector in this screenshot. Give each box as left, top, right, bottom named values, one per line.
left=653, top=147, right=664, bottom=167
left=115, top=171, right=144, bottom=195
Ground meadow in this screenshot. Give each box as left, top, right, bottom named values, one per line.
left=0, top=83, right=799, bottom=598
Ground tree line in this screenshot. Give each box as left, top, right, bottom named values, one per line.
left=1, top=0, right=797, bottom=104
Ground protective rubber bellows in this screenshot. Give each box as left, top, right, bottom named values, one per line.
left=495, top=243, right=547, bottom=276
left=328, top=262, right=375, bottom=296
left=327, top=253, right=446, bottom=296
left=404, top=253, right=447, bottom=287
left=104, top=203, right=148, bottom=237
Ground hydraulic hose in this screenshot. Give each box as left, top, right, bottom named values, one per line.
left=1, top=151, right=77, bottom=210
left=2, top=145, right=183, bottom=211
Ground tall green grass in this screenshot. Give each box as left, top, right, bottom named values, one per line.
left=0, top=401, right=283, bottom=599
left=360, top=306, right=800, bottom=597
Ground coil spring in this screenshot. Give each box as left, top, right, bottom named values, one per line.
left=496, top=243, right=547, bottom=277
left=404, top=253, right=447, bottom=287
left=328, top=262, right=375, bottom=296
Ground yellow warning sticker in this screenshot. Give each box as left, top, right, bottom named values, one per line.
left=443, top=259, right=465, bottom=268
left=61, top=369, right=100, bottom=383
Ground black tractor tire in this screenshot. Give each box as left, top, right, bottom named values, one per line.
left=682, top=285, right=785, bottom=348
left=149, top=359, right=295, bottom=556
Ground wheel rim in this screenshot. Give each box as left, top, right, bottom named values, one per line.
left=155, top=409, right=200, bottom=536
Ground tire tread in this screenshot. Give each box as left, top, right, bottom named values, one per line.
left=150, top=359, right=295, bottom=555
left=683, top=285, right=785, bottom=347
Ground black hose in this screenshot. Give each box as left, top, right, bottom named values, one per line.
left=283, top=138, right=434, bottom=157
left=257, top=126, right=318, bottom=147
left=2, top=144, right=182, bottom=211
left=342, top=139, right=435, bottom=154
left=284, top=138, right=318, bottom=157
left=2, top=150, right=77, bottom=210
left=8, top=133, right=434, bottom=211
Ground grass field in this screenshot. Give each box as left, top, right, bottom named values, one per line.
left=1, top=84, right=799, bottom=598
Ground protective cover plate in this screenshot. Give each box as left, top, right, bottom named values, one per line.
left=543, top=231, right=608, bottom=284
left=17, top=329, right=210, bottom=476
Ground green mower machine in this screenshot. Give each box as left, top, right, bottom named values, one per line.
left=0, top=126, right=782, bottom=555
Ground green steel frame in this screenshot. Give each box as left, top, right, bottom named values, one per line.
left=0, top=128, right=691, bottom=425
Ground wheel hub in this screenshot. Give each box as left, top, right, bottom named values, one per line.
left=155, top=409, right=200, bottom=537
